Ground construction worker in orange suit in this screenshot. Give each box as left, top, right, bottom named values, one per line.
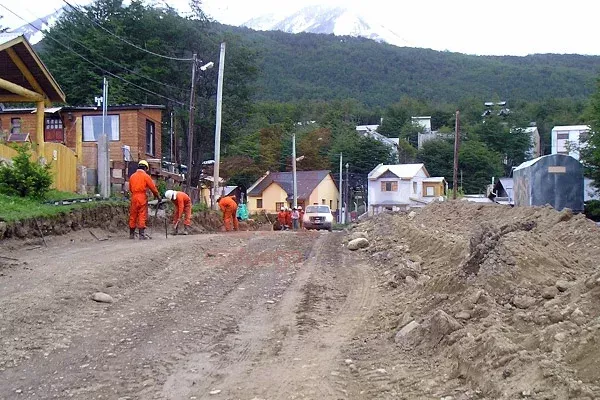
left=129, top=160, right=160, bottom=240
left=285, top=206, right=292, bottom=230
left=217, top=195, right=239, bottom=231
left=164, top=190, right=192, bottom=235
left=277, top=206, right=287, bottom=230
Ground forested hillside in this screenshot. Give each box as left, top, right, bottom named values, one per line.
left=219, top=25, right=600, bottom=106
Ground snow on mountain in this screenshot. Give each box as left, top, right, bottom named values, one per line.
left=10, top=8, right=65, bottom=45
left=242, top=5, right=408, bottom=47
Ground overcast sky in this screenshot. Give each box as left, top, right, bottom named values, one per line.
left=2, top=0, right=599, bottom=56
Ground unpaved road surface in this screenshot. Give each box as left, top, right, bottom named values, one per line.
left=0, top=230, right=379, bottom=400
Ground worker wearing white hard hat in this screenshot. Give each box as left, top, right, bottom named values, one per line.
left=163, top=189, right=192, bottom=235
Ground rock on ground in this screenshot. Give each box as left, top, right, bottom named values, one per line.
left=347, top=238, right=369, bottom=251
left=91, top=292, right=114, bottom=303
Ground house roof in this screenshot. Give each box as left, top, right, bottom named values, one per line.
left=0, top=33, right=66, bottom=103
left=247, top=170, right=333, bottom=200
left=513, top=154, right=577, bottom=172
left=368, top=163, right=429, bottom=180
left=499, top=177, right=513, bottom=190
left=423, top=177, right=446, bottom=183
left=551, top=125, right=590, bottom=132
left=0, top=104, right=166, bottom=114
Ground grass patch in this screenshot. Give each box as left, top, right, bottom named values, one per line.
left=46, top=190, right=92, bottom=201
left=0, top=193, right=122, bottom=223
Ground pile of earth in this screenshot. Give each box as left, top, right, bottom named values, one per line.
left=348, top=201, right=600, bottom=399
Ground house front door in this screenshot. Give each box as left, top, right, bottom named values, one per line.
left=44, top=116, right=64, bottom=142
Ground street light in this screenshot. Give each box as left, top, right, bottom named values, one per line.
left=186, top=58, right=214, bottom=193
left=345, top=162, right=349, bottom=224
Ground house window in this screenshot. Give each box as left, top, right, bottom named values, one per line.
left=10, top=118, right=21, bottom=134
left=425, top=186, right=435, bottom=197
left=381, top=181, right=398, bottom=191
left=256, top=198, right=263, bottom=208
left=330, top=200, right=333, bottom=209
left=413, top=181, right=417, bottom=194
left=146, top=120, right=155, bottom=155
left=83, top=115, right=120, bottom=141
left=276, top=202, right=284, bottom=211
left=556, top=133, right=569, bottom=140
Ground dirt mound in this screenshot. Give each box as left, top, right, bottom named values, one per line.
left=351, top=201, right=600, bottom=399
left=0, top=205, right=261, bottom=243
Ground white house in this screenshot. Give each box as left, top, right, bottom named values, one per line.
left=367, top=163, right=446, bottom=215
left=551, top=125, right=590, bottom=160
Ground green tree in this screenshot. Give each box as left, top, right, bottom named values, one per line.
left=471, top=115, right=531, bottom=176
left=458, top=140, right=503, bottom=194
left=417, top=138, right=454, bottom=185
left=581, top=78, right=600, bottom=194
left=328, top=132, right=394, bottom=176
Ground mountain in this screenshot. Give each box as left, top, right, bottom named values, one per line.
left=218, top=24, right=600, bottom=106
left=10, top=8, right=65, bottom=45
left=242, top=5, right=408, bottom=47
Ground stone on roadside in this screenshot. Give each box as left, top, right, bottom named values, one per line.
left=394, top=320, right=421, bottom=344
left=209, top=389, right=222, bottom=395
left=512, top=295, right=536, bottom=309
left=348, top=231, right=368, bottom=242
left=542, top=286, right=559, bottom=300
left=455, top=311, right=471, bottom=320
left=556, top=280, right=571, bottom=292
left=407, top=211, right=417, bottom=220
left=348, top=238, right=370, bottom=251
left=91, top=292, right=114, bottom=303
left=554, top=332, right=567, bottom=342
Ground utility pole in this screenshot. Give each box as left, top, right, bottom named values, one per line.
left=170, top=110, right=174, bottom=164
left=186, top=53, right=197, bottom=193
left=212, top=42, right=226, bottom=210
left=292, top=131, right=297, bottom=208
left=97, top=77, right=110, bottom=198
left=345, top=162, right=349, bottom=224
left=339, top=153, right=343, bottom=223
left=453, top=110, right=460, bottom=200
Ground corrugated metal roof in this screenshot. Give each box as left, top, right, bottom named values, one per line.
left=248, top=170, right=332, bottom=199
left=513, top=154, right=578, bottom=171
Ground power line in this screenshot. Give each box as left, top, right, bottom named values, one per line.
left=42, top=9, right=190, bottom=94
left=61, top=0, right=194, bottom=62
left=0, top=4, right=186, bottom=106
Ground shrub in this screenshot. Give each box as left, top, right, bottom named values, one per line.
left=0, top=145, right=53, bottom=199
left=584, top=200, right=600, bottom=222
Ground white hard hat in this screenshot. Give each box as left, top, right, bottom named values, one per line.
left=298, top=206, right=302, bottom=209
left=164, top=190, right=176, bottom=200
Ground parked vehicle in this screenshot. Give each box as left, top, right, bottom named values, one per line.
left=303, top=205, right=334, bottom=231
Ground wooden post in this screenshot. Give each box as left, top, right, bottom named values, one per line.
left=452, top=110, right=460, bottom=200
left=36, top=101, right=45, bottom=157
left=0, top=77, right=44, bottom=101
left=75, top=117, right=83, bottom=161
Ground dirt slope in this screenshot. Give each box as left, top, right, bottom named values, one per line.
left=347, top=201, right=600, bottom=399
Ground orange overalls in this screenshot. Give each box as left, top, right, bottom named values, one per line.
left=285, top=210, right=292, bottom=228
left=172, top=191, right=192, bottom=227
left=128, top=169, right=159, bottom=229
left=277, top=211, right=286, bottom=230
left=218, top=196, right=239, bottom=231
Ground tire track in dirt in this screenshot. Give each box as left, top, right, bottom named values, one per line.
left=172, top=232, right=379, bottom=400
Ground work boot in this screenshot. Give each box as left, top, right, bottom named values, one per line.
left=129, top=228, right=135, bottom=239
left=139, top=228, right=147, bottom=240
left=182, top=225, right=189, bottom=235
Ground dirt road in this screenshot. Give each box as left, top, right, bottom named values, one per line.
left=0, top=230, right=379, bottom=400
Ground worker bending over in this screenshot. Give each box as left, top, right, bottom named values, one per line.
left=129, top=160, right=160, bottom=240
left=164, top=190, right=192, bottom=235
left=217, top=195, right=239, bottom=231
